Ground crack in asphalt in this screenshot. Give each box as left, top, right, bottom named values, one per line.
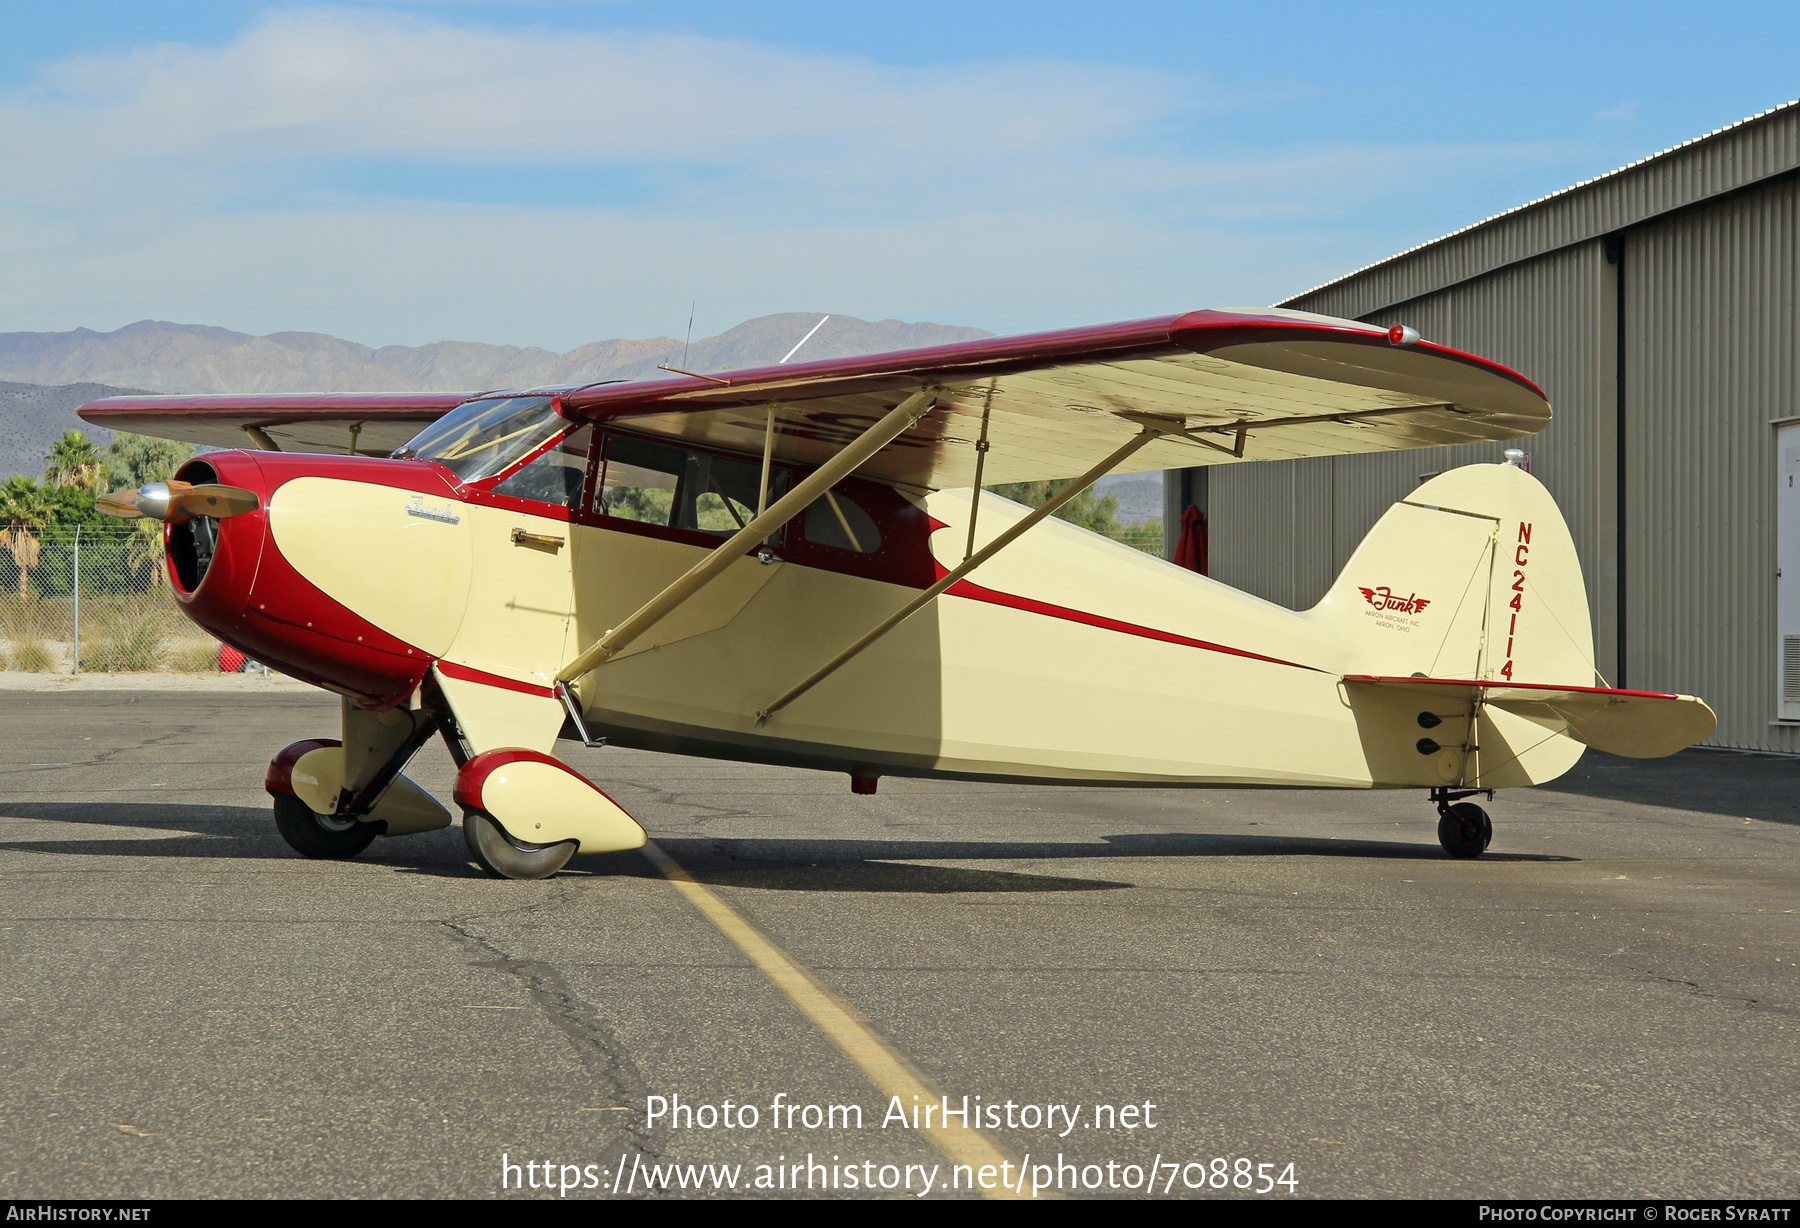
left=1633, top=968, right=1799, bottom=1016
left=590, top=778, right=762, bottom=830
left=436, top=912, right=664, bottom=1166
left=1, top=718, right=204, bottom=779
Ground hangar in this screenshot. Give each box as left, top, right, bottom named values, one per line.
left=1167, top=99, right=1800, bottom=752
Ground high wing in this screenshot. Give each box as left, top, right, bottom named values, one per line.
left=78, top=308, right=1550, bottom=487
left=1344, top=675, right=1718, bottom=759
left=77, top=391, right=473, bottom=457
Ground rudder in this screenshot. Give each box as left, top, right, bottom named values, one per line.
left=1310, top=463, right=1600, bottom=787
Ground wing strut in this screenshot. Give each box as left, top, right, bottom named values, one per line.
left=755, top=406, right=777, bottom=516
left=962, top=391, right=995, bottom=561
left=754, top=417, right=1186, bottom=724
left=555, top=387, right=940, bottom=687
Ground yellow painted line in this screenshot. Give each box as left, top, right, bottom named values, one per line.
left=640, top=840, right=1032, bottom=1200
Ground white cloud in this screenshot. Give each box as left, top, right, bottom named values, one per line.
left=9, top=10, right=1193, bottom=174
left=0, top=7, right=1605, bottom=349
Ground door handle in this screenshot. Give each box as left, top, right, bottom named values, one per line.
left=510, top=528, right=564, bottom=552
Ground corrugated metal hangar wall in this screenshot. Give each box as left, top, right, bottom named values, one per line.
left=1189, top=101, right=1799, bottom=752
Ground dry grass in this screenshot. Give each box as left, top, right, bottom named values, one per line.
left=82, top=594, right=169, bottom=672
left=0, top=596, right=61, bottom=671
left=0, top=594, right=56, bottom=644
left=169, top=641, right=222, bottom=672
left=5, top=638, right=55, bottom=672
left=85, top=623, right=165, bottom=672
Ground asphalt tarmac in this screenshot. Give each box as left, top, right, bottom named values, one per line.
left=1, top=689, right=1795, bottom=1200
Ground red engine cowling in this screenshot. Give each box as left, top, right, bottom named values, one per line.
left=167, top=451, right=457, bottom=708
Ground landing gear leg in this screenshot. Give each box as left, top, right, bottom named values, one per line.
left=1431, top=787, right=1494, bottom=859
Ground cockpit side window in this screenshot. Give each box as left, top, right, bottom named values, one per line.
left=677, top=450, right=773, bottom=536
left=592, top=433, right=787, bottom=538
left=491, top=425, right=593, bottom=506
left=596, top=434, right=684, bottom=525
left=581, top=431, right=932, bottom=584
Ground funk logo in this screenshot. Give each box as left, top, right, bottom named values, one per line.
left=1358, top=586, right=1431, bottom=615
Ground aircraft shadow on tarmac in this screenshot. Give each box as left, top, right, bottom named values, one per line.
left=1535, top=748, right=1800, bottom=826
left=587, top=833, right=1573, bottom=893
left=0, top=802, right=1572, bottom=893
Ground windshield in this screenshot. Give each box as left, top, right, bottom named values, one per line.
left=396, top=396, right=565, bottom=483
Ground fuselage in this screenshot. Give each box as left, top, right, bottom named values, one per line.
left=166, top=427, right=1381, bottom=790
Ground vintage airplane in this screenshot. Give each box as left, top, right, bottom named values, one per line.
left=80, top=308, right=1717, bottom=877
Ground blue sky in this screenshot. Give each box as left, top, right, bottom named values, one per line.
left=1, top=2, right=1795, bottom=350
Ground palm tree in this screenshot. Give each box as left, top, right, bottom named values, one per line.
left=44, top=430, right=108, bottom=492
left=0, top=476, right=50, bottom=597
left=103, top=434, right=192, bottom=589
left=125, top=517, right=168, bottom=586
left=105, top=433, right=193, bottom=490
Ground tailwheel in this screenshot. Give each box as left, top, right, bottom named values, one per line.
left=463, top=811, right=578, bottom=880
left=273, top=792, right=379, bottom=859
left=1436, top=801, right=1493, bottom=859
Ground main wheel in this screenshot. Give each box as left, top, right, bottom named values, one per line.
left=462, top=811, right=578, bottom=880
left=273, top=792, right=379, bottom=859
left=1437, top=801, right=1493, bottom=859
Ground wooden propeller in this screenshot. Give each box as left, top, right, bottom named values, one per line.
left=96, top=480, right=260, bottom=524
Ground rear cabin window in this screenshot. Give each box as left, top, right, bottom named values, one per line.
left=803, top=489, right=881, bottom=553
left=491, top=425, right=593, bottom=506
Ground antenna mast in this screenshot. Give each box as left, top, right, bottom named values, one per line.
left=780, top=315, right=829, bottom=364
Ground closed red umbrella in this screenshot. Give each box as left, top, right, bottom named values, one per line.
left=1173, top=505, right=1207, bottom=575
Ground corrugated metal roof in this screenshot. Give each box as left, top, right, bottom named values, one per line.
left=1282, top=99, right=1800, bottom=317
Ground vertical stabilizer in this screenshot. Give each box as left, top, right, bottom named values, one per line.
left=1310, top=463, right=1601, bottom=787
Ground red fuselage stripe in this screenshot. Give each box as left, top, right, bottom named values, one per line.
left=435, top=660, right=556, bottom=697
left=941, top=575, right=1321, bottom=673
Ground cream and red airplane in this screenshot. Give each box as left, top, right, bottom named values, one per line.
left=81, top=308, right=1716, bottom=878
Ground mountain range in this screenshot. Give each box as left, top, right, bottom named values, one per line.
left=0, top=314, right=991, bottom=397
left=0, top=313, right=991, bottom=479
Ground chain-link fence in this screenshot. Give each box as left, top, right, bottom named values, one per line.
left=0, top=523, right=220, bottom=673
left=0, top=516, right=1171, bottom=675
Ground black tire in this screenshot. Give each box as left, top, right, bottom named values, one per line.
left=462, top=811, right=578, bottom=881
left=1437, top=801, right=1493, bottom=859
left=273, top=792, right=379, bottom=859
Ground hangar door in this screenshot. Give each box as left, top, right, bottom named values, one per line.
left=1781, top=422, right=1800, bottom=721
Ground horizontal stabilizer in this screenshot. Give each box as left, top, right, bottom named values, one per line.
left=1345, top=675, right=1717, bottom=759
